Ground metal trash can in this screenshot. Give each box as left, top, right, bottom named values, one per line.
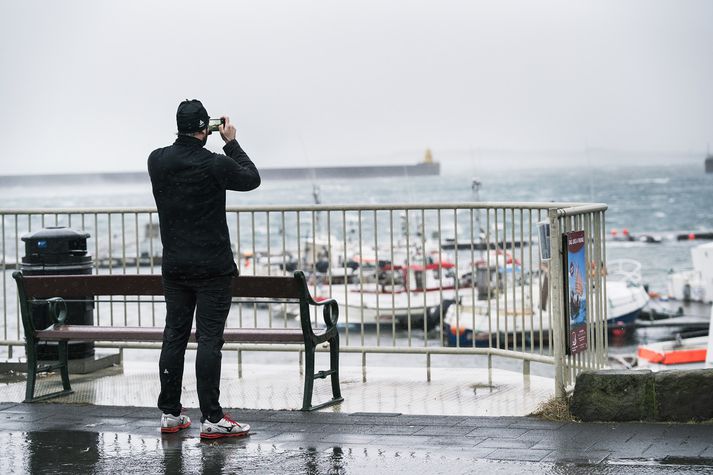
left=21, top=227, right=94, bottom=360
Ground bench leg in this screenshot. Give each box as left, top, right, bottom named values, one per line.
left=329, top=334, right=342, bottom=401
left=24, top=343, right=38, bottom=403
left=58, top=341, right=71, bottom=392
left=24, top=340, right=73, bottom=403
left=301, top=346, right=316, bottom=411
left=301, top=336, right=344, bottom=411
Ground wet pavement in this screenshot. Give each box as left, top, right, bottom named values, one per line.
left=0, top=357, right=556, bottom=417
left=1, top=402, right=712, bottom=474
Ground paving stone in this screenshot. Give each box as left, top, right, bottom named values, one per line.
left=667, top=424, right=713, bottom=437
left=454, top=417, right=521, bottom=428
left=465, top=427, right=528, bottom=438
left=367, top=434, right=434, bottom=448
left=93, top=417, right=138, bottom=428
left=255, top=422, right=328, bottom=433
left=412, top=425, right=473, bottom=437
left=476, top=437, right=536, bottom=449
left=485, top=448, right=551, bottom=462
left=0, top=411, right=53, bottom=422
left=134, top=419, right=162, bottom=428
left=589, top=439, right=654, bottom=457
left=506, top=418, right=564, bottom=430
left=529, top=433, right=602, bottom=451
left=517, top=429, right=561, bottom=442
left=431, top=446, right=498, bottom=458
left=254, top=411, right=330, bottom=423
left=642, top=440, right=710, bottom=458
left=344, top=424, right=425, bottom=436
left=396, top=415, right=466, bottom=427
left=426, top=435, right=486, bottom=447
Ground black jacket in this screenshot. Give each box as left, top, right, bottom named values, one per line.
left=148, top=135, right=260, bottom=279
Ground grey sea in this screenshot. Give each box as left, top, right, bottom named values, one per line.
left=1, top=162, right=711, bottom=295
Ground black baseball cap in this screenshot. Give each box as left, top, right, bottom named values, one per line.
left=176, top=99, right=210, bottom=133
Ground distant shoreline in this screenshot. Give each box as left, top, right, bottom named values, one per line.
left=0, top=162, right=440, bottom=186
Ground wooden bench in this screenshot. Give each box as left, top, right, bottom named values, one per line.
left=12, top=270, right=343, bottom=411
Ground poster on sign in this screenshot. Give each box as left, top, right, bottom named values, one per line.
left=562, top=230, right=587, bottom=355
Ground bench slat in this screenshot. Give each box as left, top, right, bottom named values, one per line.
left=36, top=325, right=305, bottom=343
left=20, top=274, right=302, bottom=299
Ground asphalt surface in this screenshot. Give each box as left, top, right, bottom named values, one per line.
left=1, top=402, right=713, bottom=474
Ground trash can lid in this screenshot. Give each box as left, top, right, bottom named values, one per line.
left=21, top=226, right=91, bottom=242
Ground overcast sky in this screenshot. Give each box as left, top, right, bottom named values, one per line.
left=1, top=0, right=712, bottom=175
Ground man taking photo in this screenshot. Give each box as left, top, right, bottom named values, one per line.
left=148, top=99, right=260, bottom=439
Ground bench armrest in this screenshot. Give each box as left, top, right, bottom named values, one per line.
left=293, top=270, right=340, bottom=335
left=47, top=297, right=68, bottom=325
left=308, top=296, right=339, bottom=328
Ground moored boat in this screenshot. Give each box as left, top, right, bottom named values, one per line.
left=637, top=301, right=712, bottom=370
left=444, top=259, right=650, bottom=347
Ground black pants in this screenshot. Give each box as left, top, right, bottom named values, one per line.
left=157, top=275, right=233, bottom=422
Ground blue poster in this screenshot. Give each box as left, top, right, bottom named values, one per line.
left=564, top=230, right=588, bottom=355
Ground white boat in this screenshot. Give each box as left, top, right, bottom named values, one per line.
left=316, top=262, right=458, bottom=329
left=444, top=259, right=650, bottom=347
left=667, top=241, right=713, bottom=303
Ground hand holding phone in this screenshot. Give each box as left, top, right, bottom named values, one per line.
left=219, top=116, right=236, bottom=143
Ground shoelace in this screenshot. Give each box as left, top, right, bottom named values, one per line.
left=222, top=413, right=241, bottom=427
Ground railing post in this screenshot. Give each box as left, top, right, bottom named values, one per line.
left=549, top=208, right=566, bottom=398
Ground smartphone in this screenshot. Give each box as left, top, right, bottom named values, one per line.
left=208, top=118, right=225, bottom=132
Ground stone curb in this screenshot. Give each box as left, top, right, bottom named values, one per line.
left=571, top=368, right=713, bottom=422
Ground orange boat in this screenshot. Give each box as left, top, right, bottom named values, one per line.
left=637, top=303, right=712, bottom=368
left=637, top=337, right=708, bottom=365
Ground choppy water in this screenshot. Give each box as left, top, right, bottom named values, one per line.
left=1, top=163, right=711, bottom=293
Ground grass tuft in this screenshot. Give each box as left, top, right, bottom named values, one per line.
left=531, top=396, right=578, bottom=422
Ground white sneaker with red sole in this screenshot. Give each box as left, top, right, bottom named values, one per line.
left=160, top=413, right=191, bottom=433
left=200, top=414, right=250, bottom=439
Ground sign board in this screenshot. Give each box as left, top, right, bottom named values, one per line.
left=563, top=230, right=588, bottom=355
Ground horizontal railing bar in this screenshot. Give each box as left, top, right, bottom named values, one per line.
left=0, top=340, right=555, bottom=364
left=557, top=203, right=609, bottom=216
left=0, top=201, right=605, bottom=214
left=0, top=340, right=23, bottom=346
left=88, top=342, right=554, bottom=363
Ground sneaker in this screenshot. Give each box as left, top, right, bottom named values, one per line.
left=161, top=413, right=191, bottom=433
left=200, top=414, right=250, bottom=439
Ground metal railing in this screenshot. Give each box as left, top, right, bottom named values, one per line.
left=0, top=202, right=608, bottom=394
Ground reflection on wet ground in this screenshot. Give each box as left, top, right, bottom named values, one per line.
left=0, top=359, right=555, bottom=417
left=3, top=430, right=712, bottom=474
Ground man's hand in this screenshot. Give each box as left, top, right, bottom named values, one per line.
left=219, top=116, right=236, bottom=143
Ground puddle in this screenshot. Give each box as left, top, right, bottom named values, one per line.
left=1, top=430, right=712, bottom=474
